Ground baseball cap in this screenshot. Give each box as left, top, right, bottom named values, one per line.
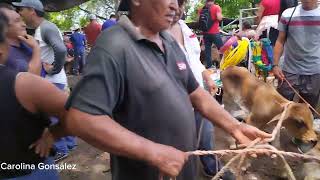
left=118, top=0, right=129, bottom=11
left=89, top=14, right=96, bottom=20
left=72, top=24, right=80, bottom=31
left=12, top=0, right=44, bottom=12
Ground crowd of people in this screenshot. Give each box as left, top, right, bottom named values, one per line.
left=0, top=0, right=319, bottom=180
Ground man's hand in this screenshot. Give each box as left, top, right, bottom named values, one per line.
left=231, top=123, right=272, bottom=145
left=147, top=143, right=188, bottom=177
left=43, top=62, right=54, bottom=73
left=29, top=128, right=55, bottom=158
left=206, top=79, right=218, bottom=95
left=18, top=35, right=39, bottom=50
left=272, top=66, right=285, bottom=80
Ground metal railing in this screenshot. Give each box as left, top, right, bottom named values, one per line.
left=239, top=7, right=258, bottom=33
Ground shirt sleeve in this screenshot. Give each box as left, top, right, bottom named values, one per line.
left=278, top=11, right=288, bottom=32
left=210, top=5, right=221, bottom=21
left=41, top=23, right=67, bottom=75
left=65, top=47, right=124, bottom=116
left=186, top=62, right=199, bottom=94
left=260, top=0, right=267, bottom=7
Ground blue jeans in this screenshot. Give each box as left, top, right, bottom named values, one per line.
left=4, top=158, right=59, bottom=180
left=52, top=83, right=77, bottom=155
left=204, top=33, right=223, bottom=68
left=72, top=49, right=85, bottom=73
left=195, top=111, right=220, bottom=174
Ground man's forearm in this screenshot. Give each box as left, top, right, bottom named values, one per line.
left=65, top=109, right=159, bottom=164
left=191, top=88, right=240, bottom=136
left=202, top=70, right=211, bottom=84
left=273, top=40, right=284, bottom=66
left=28, top=47, right=42, bottom=75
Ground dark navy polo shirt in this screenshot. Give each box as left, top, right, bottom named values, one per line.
left=66, top=15, right=199, bottom=180
left=6, top=43, right=32, bottom=72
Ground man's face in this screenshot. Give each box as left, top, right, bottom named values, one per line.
left=2, top=9, right=27, bottom=39
left=17, top=7, right=34, bottom=27
left=140, top=0, right=178, bottom=31
left=301, top=0, right=318, bottom=9
left=173, top=3, right=185, bottom=24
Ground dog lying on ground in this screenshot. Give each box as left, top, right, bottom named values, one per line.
left=221, top=66, right=318, bottom=151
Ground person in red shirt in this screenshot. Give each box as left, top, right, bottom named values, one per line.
left=257, top=0, right=280, bottom=22
left=83, top=14, right=101, bottom=47
left=201, top=0, right=223, bottom=68
left=256, top=0, right=280, bottom=46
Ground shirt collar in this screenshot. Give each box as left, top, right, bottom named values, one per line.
left=118, top=15, right=175, bottom=43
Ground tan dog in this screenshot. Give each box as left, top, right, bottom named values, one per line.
left=221, top=66, right=318, bottom=149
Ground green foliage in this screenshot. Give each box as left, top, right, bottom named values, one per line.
left=46, top=7, right=81, bottom=31
left=46, top=0, right=120, bottom=31
left=187, top=0, right=257, bottom=22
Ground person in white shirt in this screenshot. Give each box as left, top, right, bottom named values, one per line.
left=168, top=1, right=235, bottom=179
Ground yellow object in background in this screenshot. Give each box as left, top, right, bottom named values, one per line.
left=220, top=40, right=249, bottom=70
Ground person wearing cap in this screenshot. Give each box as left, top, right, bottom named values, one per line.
left=13, top=0, right=67, bottom=86
left=65, top=0, right=271, bottom=180
left=83, top=14, right=101, bottom=47
left=0, top=3, right=41, bottom=75
left=13, top=0, right=76, bottom=162
left=70, top=25, right=86, bottom=75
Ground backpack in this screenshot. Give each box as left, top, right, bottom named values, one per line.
left=199, top=5, right=214, bottom=32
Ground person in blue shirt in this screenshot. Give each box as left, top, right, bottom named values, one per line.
left=102, top=14, right=117, bottom=31
left=0, top=3, right=41, bottom=75
left=70, top=26, right=86, bottom=75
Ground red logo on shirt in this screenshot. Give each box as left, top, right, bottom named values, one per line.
left=189, top=33, right=197, bottom=38
left=177, top=62, right=187, bottom=70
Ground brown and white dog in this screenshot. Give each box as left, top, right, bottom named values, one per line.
left=221, top=66, right=318, bottom=151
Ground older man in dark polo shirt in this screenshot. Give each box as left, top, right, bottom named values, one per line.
left=65, top=0, right=271, bottom=180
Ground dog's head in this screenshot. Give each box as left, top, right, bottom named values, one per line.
left=281, top=103, right=318, bottom=151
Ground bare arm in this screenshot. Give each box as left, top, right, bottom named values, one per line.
left=18, top=35, right=42, bottom=75
left=273, top=31, right=286, bottom=66
left=190, top=87, right=240, bottom=136
left=217, top=11, right=223, bottom=21
left=28, top=47, right=41, bottom=75
left=65, top=108, right=188, bottom=177
left=190, top=87, right=271, bottom=144
left=256, top=4, right=265, bottom=23
left=202, top=69, right=218, bottom=95
left=272, top=31, right=286, bottom=80
left=15, top=72, right=68, bottom=139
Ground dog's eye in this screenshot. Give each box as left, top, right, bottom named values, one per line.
left=295, top=120, right=306, bottom=129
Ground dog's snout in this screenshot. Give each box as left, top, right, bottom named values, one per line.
left=311, top=140, right=318, bottom=146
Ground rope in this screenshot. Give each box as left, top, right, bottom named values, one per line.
left=188, top=149, right=320, bottom=163
left=160, top=97, right=318, bottom=179
left=184, top=102, right=310, bottom=180
left=283, top=78, right=320, bottom=117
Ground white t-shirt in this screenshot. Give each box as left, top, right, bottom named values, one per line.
left=34, top=21, right=67, bottom=85
left=178, top=20, right=205, bottom=87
